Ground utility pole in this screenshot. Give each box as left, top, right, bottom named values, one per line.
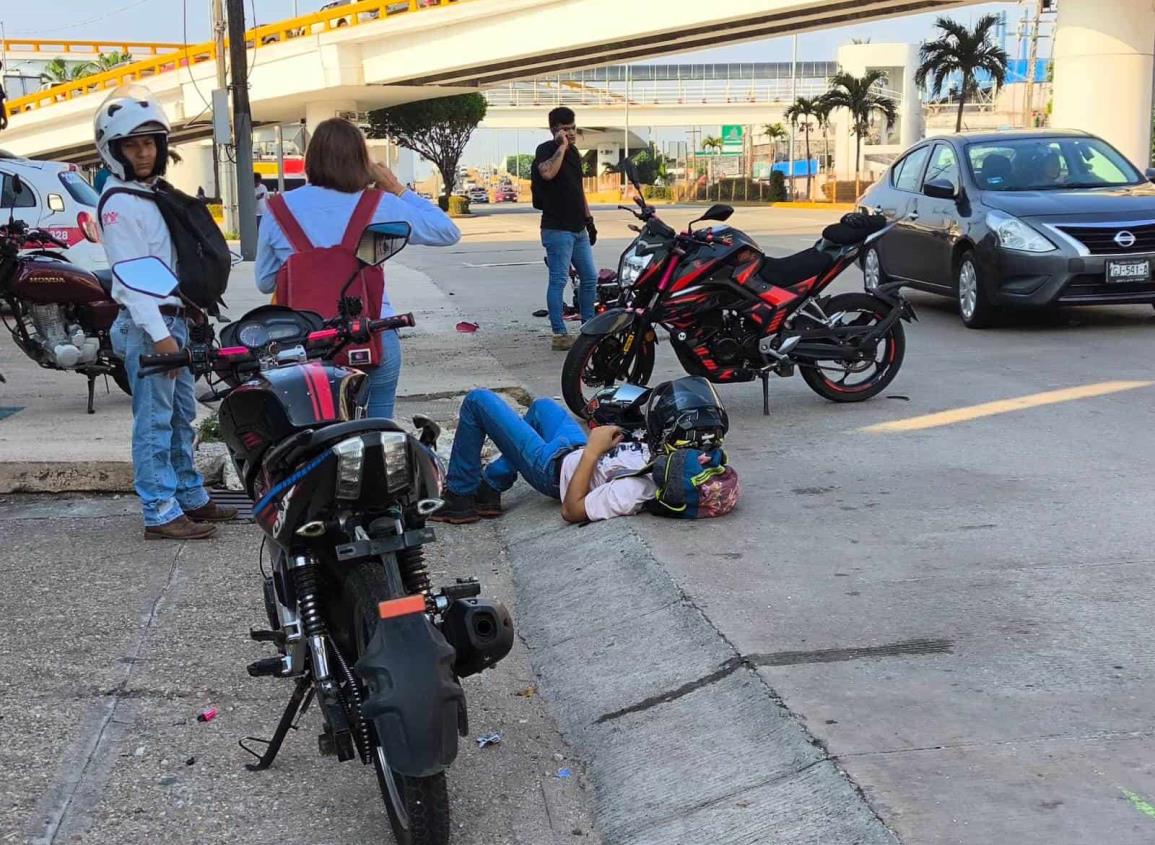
left=226, top=0, right=257, bottom=259
left=210, top=0, right=235, bottom=232
left=788, top=34, right=797, bottom=198
left=623, top=64, right=630, bottom=192
left=1024, top=0, right=1043, bottom=128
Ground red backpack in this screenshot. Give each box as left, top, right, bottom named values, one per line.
left=268, top=189, right=385, bottom=368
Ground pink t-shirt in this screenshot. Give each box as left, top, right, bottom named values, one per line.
left=558, top=441, right=657, bottom=521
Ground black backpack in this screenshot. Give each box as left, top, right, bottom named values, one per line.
left=99, top=179, right=230, bottom=315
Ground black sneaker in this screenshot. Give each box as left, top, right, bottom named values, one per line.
left=429, top=492, right=480, bottom=524
left=475, top=480, right=503, bottom=518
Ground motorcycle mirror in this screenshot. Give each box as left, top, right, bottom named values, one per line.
left=4, top=174, right=20, bottom=228
left=355, top=221, right=412, bottom=268
left=112, top=256, right=179, bottom=298
left=620, top=160, right=643, bottom=191
left=699, top=204, right=734, bottom=223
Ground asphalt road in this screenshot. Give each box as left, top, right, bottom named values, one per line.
left=409, top=203, right=1155, bottom=844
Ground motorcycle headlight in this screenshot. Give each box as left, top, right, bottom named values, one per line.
left=380, top=431, right=410, bottom=494
left=618, top=251, right=654, bottom=286
left=333, top=436, right=365, bottom=501
left=986, top=211, right=1055, bottom=253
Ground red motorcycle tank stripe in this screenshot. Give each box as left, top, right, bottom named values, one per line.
left=760, top=286, right=797, bottom=307
left=305, top=363, right=337, bottom=420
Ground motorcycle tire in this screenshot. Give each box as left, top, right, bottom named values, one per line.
left=798, top=292, right=905, bottom=403
left=343, top=558, right=451, bottom=845
left=111, top=362, right=132, bottom=396
left=562, top=329, right=656, bottom=417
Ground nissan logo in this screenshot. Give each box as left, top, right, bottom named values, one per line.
left=1115, top=230, right=1137, bottom=248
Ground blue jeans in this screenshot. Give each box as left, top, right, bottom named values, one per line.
left=111, top=312, right=211, bottom=527
left=445, top=390, right=587, bottom=499
left=365, top=329, right=401, bottom=420
left=542, top=228, right=597, bottom=334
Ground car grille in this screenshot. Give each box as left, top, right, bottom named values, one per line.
left=1054, top=222, right=1155, bottom=255
left=1058, top=273, right=1155, bottom=302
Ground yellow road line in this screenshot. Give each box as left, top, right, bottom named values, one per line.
left=861, top=380, right=1154, bottom=433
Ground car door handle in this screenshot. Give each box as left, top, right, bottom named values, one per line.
left=872, top=205, right=883, bottom=214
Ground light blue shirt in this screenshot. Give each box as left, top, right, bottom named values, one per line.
left=255, top=185, right=460, bottom=316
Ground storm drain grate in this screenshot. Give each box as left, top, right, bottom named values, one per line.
left=209, top=487, right=255, bottom=522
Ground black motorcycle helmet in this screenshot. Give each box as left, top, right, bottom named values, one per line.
left=584, top=382, right=651, bottom=432
left=645, top=376, right=729, bottom=451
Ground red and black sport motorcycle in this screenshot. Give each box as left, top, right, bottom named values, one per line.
left=561, top=167, right=915, bottom=416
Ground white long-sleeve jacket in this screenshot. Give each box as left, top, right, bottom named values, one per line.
left=99, top=175, right=181, bottom=342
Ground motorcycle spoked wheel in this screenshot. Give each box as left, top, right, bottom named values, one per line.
left=562, top=329, right=656, bottom=417
left=797, top=292, right=906, bottom=403
left=342, top=558, right=451, bottom=845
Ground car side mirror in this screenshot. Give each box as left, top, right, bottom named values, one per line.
left=112, top=256, right=180, bottom=298
left=1146, top=167, right=1155, bottom=184
left=355, top=221, right=412, bottom=267
left=922, top=179, right=957, bottom=200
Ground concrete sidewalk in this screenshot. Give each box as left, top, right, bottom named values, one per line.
left=0, top=260, right=520, bottom=493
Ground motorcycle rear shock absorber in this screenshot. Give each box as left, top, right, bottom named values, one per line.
left=397, top=546, right=431, bottom=595
left=289, top=555, right=332, bottom=683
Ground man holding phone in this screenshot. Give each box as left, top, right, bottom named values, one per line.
left=531, top=107, right=598, bottom=351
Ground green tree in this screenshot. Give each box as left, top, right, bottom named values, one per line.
left=367, top=93, right=488, bottom=207
left=822, top=70, right=897, bottom=195
left=90, top=51, right=134, bottom=73
left=783, top=97, right=819, bottom=198
left=701, top=136, right=722, bottom=152
left=39, top=58, right=94, bottom=86
left=762, top=122, right=787, bottom=159
left=915, top=14, right=1008, bottom=133
left=504, top=153, right=534, bottom=180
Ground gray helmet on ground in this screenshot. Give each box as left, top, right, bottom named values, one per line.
left=93, top=85, right=171, bottom=181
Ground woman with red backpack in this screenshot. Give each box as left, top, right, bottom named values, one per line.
left=254, top=117, right=460, bottom=419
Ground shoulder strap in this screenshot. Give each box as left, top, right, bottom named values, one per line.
left=97, top=185, right=153, bottom=218
left=341, top=189, right=383, bottom=252
left=267, top=194, right=314, bottom=253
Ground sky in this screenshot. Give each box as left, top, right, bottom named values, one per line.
left=0, top=0, right=1044, bottom=172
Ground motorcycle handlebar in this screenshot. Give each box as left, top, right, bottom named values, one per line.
left=369, top=312, right=415, bottom=332
left=28, top=230, right=69, bottom=249
left=139, top=350, right=191, bottom=369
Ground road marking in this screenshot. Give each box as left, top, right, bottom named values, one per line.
left=861, top=380, right=1154, bottom=433
left=1121, top=788, right=1155, bottom=820
left=462, top=261, right=540, bottom=268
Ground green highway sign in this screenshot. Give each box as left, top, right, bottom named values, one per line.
left=721, top=124, right=744, bottom=151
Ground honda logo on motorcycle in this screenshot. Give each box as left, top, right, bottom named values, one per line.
left=1115, top=230, right=1137, bottom=249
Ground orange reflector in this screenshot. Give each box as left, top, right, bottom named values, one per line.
left=378, top=595, right=427, bottom=619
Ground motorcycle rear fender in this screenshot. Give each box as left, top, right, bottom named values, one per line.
left=356, top=612, right=466, bottom=777
left=579, top=308, right=637, bottom=336
left=870, top=282, right=918, bottom=322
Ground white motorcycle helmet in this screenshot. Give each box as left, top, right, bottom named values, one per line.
left=93, top=85, right=171, bottom=181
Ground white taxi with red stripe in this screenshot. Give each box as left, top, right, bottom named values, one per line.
left=0, top=153, right=107, bottom=271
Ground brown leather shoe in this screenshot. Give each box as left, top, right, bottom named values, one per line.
left=185, top=501, right=239, bottom=523
left=144, top=515, right=218, bottom=541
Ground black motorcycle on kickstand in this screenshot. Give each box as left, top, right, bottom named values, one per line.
left=114, top=221, right=514, bottom=845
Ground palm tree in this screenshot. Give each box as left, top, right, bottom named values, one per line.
left=822, top=70, right=897, bottom=196
left=916, top=14, right=1008, bottom=133
left=700, top=137, right=722, bottom=201
left=784, top=97, right=818, bottom=199
left=91, top=51, right=134, bottom=73
left=701, top=135, right=722, bottom=152
left=39, top=58, right=95, bottom=87
left=813, top=96, right=834, bottom=199
left=762, top=122, right=787, bottom=159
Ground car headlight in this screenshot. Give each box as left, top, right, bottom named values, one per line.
left=380, top=431, right=410, bottom=494
left=986, top=211, right=1055, bottom=253
left=618, top=252, right=654, bottom=286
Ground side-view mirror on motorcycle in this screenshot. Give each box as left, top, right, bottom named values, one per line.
left=620, top=160, right=643, bottom=192
left=688, top=204, right=734, bottom=231
left=112, top=256, right=180, bottom=298
left=355, top=221, right=412, bottom=268
left=6, top=174, right=23, bottom=227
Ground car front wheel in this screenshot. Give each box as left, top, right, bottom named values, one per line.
left=956, top=252, right=998, bottom=329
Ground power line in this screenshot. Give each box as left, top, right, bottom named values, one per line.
left=6, top=0, right=153, bottom=36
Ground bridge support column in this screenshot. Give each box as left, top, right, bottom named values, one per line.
left=1051, top=0, right=1155, bottom=166
left=304, top=99, right=361, bottom=139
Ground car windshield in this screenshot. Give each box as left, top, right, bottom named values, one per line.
left=966, top=137, right=1143, bottom=191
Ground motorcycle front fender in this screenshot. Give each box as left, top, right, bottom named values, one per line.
left=356, top=612, right=466, bottom=777
left=579, top=307, right=637, bottom=337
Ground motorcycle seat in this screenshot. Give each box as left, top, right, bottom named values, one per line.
left=94, top=269, right=114, bottom=294
left=758, top=249, right=835, bottom=286
left=820, top=214, right=888, bottom=246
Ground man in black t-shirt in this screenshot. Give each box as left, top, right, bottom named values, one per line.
left=531, top=107, right=597, bottom=351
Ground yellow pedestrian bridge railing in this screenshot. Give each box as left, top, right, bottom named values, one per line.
left=2, top=39, right=185, bottom=57
left=6, top=0, right=464, bottom=119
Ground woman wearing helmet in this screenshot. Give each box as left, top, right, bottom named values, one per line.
left=97, top=87, right=233, bottom=540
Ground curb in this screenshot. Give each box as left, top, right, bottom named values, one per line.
left=0, top=461, right=135, bottom=494
left=496, top=490, right=899, bottom=844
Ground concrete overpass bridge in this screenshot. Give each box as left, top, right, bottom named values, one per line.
left=0, top=0, right=1149, bottom=182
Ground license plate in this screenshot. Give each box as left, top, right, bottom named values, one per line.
left=1106, top=258, right=1151, bottom=283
